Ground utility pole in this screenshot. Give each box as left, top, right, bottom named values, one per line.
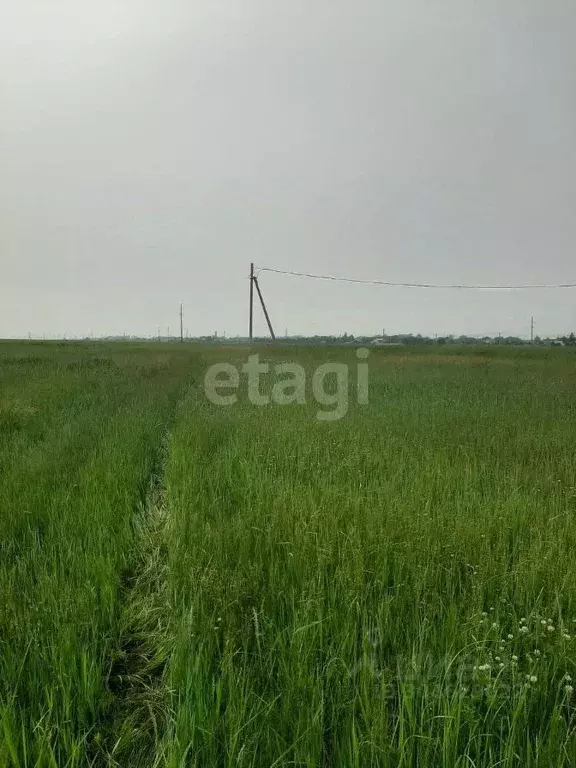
left=247, top=263, right=276, bottom=340
left=180, top=303, right=184, bottom=343
left=249, top=262, right=254, bottom=340
left=530, top=316, right=535, bottom=344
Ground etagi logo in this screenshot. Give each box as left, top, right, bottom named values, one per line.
left=204, top=348, right=370, bottom=421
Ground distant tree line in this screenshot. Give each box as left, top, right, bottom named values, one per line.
left=244, top=332, right=576, bottom=347
left=267, top=332, right=576, bottom=347
left=101, top=331, right=576, bottom=346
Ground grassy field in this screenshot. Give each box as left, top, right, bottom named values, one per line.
left=1, top=341, right=576, bottom=766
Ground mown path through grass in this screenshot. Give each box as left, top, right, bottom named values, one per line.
left=102, top=427, right=179, bottom=767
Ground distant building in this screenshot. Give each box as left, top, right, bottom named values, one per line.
left=371, top=338, right=403, bottom=346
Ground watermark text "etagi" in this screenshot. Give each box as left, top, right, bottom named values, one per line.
left=204, top=349, right=370, bottom=421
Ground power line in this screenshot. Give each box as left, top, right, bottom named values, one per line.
left=255, top=266, right=576, bottom=291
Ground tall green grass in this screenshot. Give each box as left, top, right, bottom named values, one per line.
left=154, top=347, right=576, bottom=766
left=0, top=342, right=197, bottom=766
left=2, top=343, right=576, bottom=766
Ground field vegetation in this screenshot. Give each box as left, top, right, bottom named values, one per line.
left=1, top=341, right=576, bottom=766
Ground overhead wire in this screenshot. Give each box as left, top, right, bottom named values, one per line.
left=255, top=267, right=576, bottom=290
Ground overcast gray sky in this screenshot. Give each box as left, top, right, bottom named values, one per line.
left=2, top=0, right=575, bottom=339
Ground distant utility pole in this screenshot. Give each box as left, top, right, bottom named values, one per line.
left=180, top=303, right=184, bottom=343
left=530, top=316, right=535, bottom=344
